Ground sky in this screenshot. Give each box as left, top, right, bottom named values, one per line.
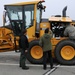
left=0, top=0, right=75, bottom=26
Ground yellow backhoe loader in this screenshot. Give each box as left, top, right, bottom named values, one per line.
left=0, top=0, right=75, bottom=65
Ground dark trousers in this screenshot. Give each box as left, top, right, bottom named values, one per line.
left=43, top=50, right=53, bottom=68
left=19, top=49, right=26, bottom=68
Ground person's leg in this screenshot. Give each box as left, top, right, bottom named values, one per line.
left=48, top=50, right=53, bottom=69
left=21, top=53, right=29, bottom=70
left=19, top=49, right=23, bottom=67
left=19, top=53, right=22, bottom=67
left=20, top=49, right=29, bottom=70
left=21, top=54, right=26, bottom=68
left=43, top=51, right=47, bottom=70
left=20, top=50, right=26, bottom=67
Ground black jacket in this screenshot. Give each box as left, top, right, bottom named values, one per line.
left=19, top=35, right=29, bottom=50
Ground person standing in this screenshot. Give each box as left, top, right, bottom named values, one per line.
left=64, top=22, right=75, bottom=39
left=19, top=29, right=29, bottom=70
left=39, top=28, right=53, bottom=70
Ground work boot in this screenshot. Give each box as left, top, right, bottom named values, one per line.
left=50, top=66, right=53, bottom=69
left=22, top=66, right=29, bottom=70
left=19, top=65, right=21, bottom=67
left=43, top=65, right=47, bottom=70
left=43, top=67, right=47, bottom=70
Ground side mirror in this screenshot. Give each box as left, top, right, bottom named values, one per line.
left=3, top=10, right=10, bottom=26
left=37, top=3, right=46, bottom=12
left=3, top=10, right=7, bottom=26
left=43, top=6, right=46, bottom=12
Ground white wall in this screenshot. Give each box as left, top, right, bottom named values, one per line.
left=0, top=0, right=75, bottom=26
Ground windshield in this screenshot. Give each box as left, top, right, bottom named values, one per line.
left=24, top=5, right=34, bottom=29
left=36, top=9, right=41, bottom=23
left=6, top=6, right=22, bottom=20
left=5, top=5, right=34, bottom=36
left=35, top=8, right=41, bottom=32
left=5, top=6, right=23, bottom=36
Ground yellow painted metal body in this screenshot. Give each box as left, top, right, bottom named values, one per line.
left=49, top=16, right=72, bottom=22
left=5, top=1, right=40, bottom=6
left=0, top=27, right=14, bottom=52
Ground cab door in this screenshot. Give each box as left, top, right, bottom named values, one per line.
left=23, top=5, right=35, bottom=40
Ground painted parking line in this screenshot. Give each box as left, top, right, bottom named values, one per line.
left=56, top=65, right=75, bottom=68
left=0, top=63, right=50, bottom=67
left=0, top=63, right=75, bottom=68
left=0, top=63, right=43, bottom=66
left=0, top=63, right=19, bottom=66
left=0, top=63, right=59, bottom=67
left=43, top=65, right=60, bottom=75
left=43, top=64, right=75, bottom=75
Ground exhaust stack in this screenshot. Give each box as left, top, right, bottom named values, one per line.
left=62, top=6, right=67, bottom=17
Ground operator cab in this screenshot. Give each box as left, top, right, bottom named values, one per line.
left=3, top=0, right=45, bottom=37
left=4, top=4, right=34, bottom=36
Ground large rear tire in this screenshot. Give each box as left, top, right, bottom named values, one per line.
left=26, top=40, right=43, bottom=64
left=55, top=39, right=75, bottom=65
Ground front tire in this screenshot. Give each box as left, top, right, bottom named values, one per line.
left=26, top=40, right=43, bottom=64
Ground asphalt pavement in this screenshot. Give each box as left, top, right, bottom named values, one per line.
left=0, top=51, right=75, bottom=75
